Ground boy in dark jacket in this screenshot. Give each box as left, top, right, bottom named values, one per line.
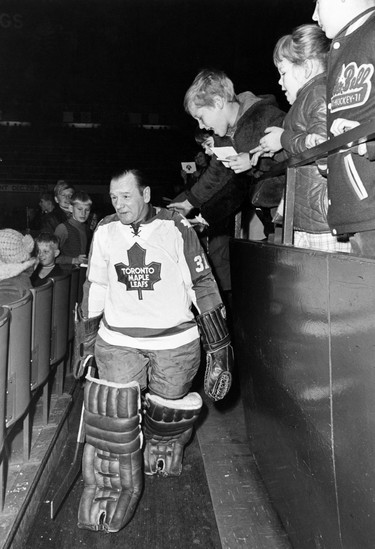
left=313, top=0, right=375, bottom=257
left=168, top=69, right=285, bottom=219
left=30, top=233, right=64, bottom=287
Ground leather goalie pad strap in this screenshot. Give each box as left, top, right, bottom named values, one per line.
left=143, top=392, right=202, bottom=477
left=77, top=373, right=143, bottom=533
left=195, top=304, right=230, bottom=352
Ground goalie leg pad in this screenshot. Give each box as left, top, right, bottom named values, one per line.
left=143, top=392, right=202, bottom=477
left=77, top=374, right=143, bottom=533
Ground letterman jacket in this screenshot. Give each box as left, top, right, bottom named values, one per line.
left=326, top=10, right=375, bottom=235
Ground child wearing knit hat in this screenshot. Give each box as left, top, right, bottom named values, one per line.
left=0, top=229, right=37, bottom=302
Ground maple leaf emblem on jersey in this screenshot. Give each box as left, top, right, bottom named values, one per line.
left=115, top=242, right=162, bottom=300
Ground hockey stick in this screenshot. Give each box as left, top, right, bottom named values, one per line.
left=50, top=401, right=85, bottom=519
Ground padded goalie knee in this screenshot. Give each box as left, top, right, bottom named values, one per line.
left=77, top=374, right=143, bottom=533
left=143, top=392, right=202, bottom=477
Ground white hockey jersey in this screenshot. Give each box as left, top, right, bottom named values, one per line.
left=82, top=206, right=222, bottom=350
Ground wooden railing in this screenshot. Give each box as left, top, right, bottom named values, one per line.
left=252, top=118, right=375, bottom=245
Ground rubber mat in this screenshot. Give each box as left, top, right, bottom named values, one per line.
left=24, top=429, right=222, bottom=549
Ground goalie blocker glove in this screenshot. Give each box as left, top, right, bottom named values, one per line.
left=72, top=306, right=102, bottom=379
left=196, top=304, right=233, bottom=401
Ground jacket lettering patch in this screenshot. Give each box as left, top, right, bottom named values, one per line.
left=115, top=242, right=161, bottom=300
left=331, top=62, right=374, bottom=113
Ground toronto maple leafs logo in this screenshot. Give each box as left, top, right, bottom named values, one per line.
left=115, top=243, right=161, bottom=300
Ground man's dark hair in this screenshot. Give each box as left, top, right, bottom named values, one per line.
left=111, top=169, right=150, bottom=193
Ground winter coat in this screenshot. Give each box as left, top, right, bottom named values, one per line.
left=279, top=74, right=330, bottom=233
left=185, top=92, right=285, bottom=212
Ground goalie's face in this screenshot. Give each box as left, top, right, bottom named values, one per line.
left=110, top=173, right=150, bottom=225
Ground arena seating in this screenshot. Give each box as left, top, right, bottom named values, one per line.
left=3, top=291, right=33, bottom=463
left=49, top=272, right=71, bottom=395
left=0, top=307, right=10, bottom=508
left=30, top=280, right=53, bottom=424
left=0, top=267, right=85, bottom=510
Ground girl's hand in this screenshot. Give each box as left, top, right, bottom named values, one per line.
left=305, top=133, right=326, bottom=149
left=259, top=126, right=284, bottom=153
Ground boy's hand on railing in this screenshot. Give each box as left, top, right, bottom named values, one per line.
left=357, top=143, right=368, bottom=156
left=330, top=118, right=360, bottom=136
left=330, top=119, right=368, bottom=155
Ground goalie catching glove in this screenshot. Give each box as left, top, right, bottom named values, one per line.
left=72, top=306, right=102, bottom=379
left=196, top=304, right=233, bottom=401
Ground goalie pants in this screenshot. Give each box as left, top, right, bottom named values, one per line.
left=94, top=334, right=201, bottom=399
